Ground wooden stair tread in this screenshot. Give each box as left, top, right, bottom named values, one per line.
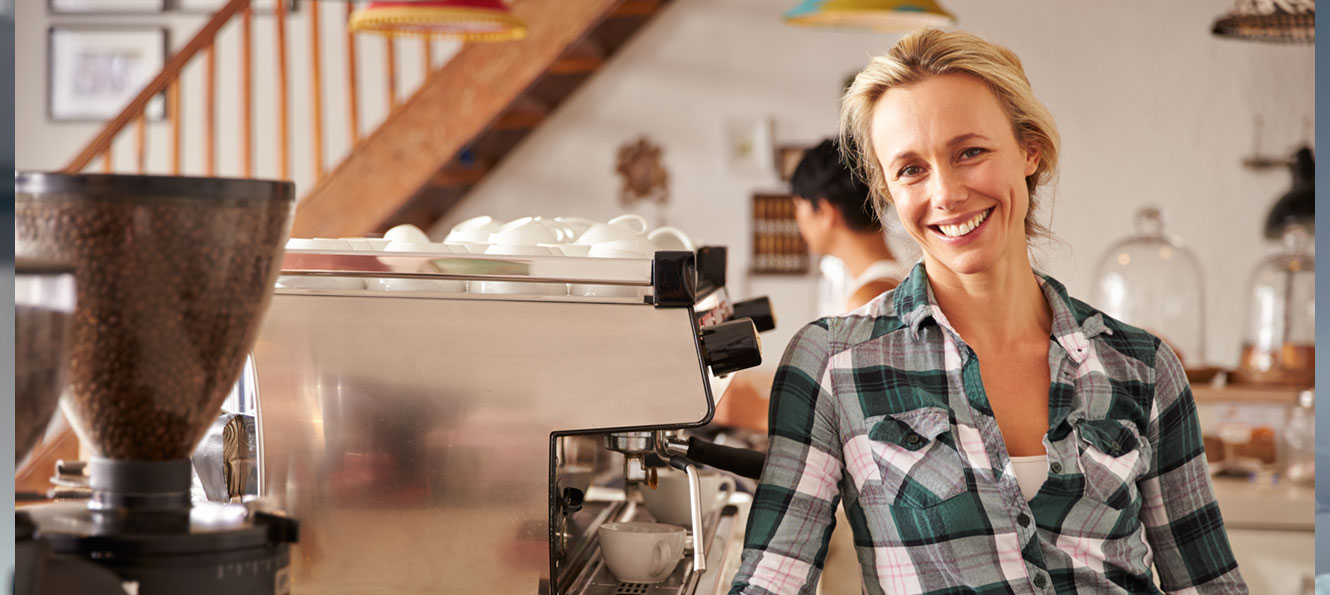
left=611, top=0, right=663, bottom=17
left=298, top=0, right=674, bottom=237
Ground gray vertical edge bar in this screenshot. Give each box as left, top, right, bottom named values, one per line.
left=2, top=0, right=17, bottom=585
left=1316, top=6, right=1328, bottom=579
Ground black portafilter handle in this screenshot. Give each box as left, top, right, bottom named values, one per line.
left=685, top=437, right=766, bottom=480
left=730, top=296, right=775, bottom=333
left=644, top=438, right=767, bottom=480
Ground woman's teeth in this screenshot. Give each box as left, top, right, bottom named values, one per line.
left=937, top=209, right=989, bottom=238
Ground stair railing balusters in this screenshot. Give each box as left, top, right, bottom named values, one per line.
left=345, top=2, right=360, bottom=146
left=310, top=0, right=325, bottom=179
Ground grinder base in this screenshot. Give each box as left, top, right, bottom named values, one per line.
left=22, top=501, right=296, bottom=595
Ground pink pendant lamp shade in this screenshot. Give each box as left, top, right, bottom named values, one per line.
left=348, top=0, right=527, bottom=42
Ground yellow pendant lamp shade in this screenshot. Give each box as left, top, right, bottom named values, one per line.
left=784, top=0, right=955, bottom=32
left=348, top=0, right=527, bottom=42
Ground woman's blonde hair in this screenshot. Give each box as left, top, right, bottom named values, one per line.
left=839, top=29, right=1060, bottom=240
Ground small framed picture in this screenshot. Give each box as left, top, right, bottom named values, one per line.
left=174, top=0, right=297, bottom=14
left=723, top=117, right=774, bottom=176
left=48, top=26, right=169, bottom=122
left=775, top=145, right=809, bottom=182
left=50, top=0, right=164, bottom=13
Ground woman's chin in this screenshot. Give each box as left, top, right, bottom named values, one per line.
left=925, top=250, right=1000, bottom=277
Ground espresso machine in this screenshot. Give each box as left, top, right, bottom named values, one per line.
left=234, top=242, right=771, bottom=593
left=13, top=173, right=299, bottom=594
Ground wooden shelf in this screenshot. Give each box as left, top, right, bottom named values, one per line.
left=1192, top=383, right=1308, bottom=406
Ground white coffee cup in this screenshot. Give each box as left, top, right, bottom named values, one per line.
left=574, top=214, right=650, bottom=246
left=383, top=223, right=432, bottom=244
left=571, top=236, right=656, bottom=298
left=597, top=522, right=686, bottom=584
left=489, top=218, right=559, bottom=246
left=369, top=241, right=466, bottom=293
left=552, top=216, right=597, bottom=242
left=647, top=227, right=695, bottom=253
left=640, top=469, right=736, bottom=528
left=472, top=244, right=567, bottom=296
left=446, top=215, right=505, bottom=244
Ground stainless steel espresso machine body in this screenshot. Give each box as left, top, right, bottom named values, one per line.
left=242, top=247, right=765, bottom=594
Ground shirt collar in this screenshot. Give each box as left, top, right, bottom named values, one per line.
left=894, top=262, right=1113, bottom=363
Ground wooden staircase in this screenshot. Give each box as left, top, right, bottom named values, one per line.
left=65, top=0, right=675, bottom=238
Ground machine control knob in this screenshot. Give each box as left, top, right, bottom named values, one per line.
left=561, top=487, right=584, bottom=514
left=730, top=297, right=775, bottom=333
left=699, top=319, right=761, bottom=376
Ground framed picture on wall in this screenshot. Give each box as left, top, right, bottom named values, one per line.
left=47, top=26, right=169, bottom=122
left=49, top=0, right=164, bottom=13
left=775, top=145, right=808, bottom=182
left=174, top=0, right=297, bottom=14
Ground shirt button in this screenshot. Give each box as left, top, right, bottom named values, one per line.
left=1050, top=462, right=1062, bottom=474
left=1017, top=513, right=1030, bottom=527
left=1034, top=574, right=1047, bottom=588
left=906, top=433, right=921, bottom=445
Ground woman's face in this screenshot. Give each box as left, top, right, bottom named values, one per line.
left=869, top=73, right=1038, bottom=278
left=792, top=197, right=829, bottom=255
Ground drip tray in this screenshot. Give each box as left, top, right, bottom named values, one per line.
left=568, top=494, right=750, bottom=595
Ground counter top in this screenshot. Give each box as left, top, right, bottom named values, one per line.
left=1210, top=476, right=1315, bottom=531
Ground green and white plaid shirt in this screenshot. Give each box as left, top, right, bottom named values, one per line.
left=730, top=263, right=1246, bottom=595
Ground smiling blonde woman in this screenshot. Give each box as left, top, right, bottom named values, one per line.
left=729, top=29, right=1246, bottom=595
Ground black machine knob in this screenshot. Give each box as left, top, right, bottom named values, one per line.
left=730, top=297, right=775, bottom=333
left=561, top=487, right=584, bottom=515
left=700, top=319, right=761, bottom=376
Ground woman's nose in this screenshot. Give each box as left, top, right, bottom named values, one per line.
left=928, top=166, right=967, bottom=210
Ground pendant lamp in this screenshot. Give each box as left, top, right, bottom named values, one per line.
left=1212, top=0, right=1314, bottom=44
left=784, top=0, right=955, bottom=32
left=348, top=0, right=527, bottom=42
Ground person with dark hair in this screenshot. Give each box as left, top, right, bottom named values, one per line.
left=790, top=138, right=908, bottom=313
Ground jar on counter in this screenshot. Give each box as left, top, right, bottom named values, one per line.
left=1282, top=389, right=1315, bottom=486
left=1092, top=206, right=1207, bottom=367
left=1233, top=224, right=1315, bottom=387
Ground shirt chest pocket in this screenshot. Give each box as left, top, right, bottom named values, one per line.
left=1075, top=419, right=1151, bottom=510
left=866, top=407, right=968, bottom=509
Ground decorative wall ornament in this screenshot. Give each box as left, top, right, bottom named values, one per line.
left=615, top=136, right=669, bottom=207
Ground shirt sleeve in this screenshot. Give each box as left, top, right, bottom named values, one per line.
left=730, top=320, right=844, bottom=595
left=1139, top=341, right=1248, bottom=594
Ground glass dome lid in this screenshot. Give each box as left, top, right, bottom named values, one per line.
left=1092, top=206, right=1207, bottom=367
left=1234, top=224, right=1314, bottom=387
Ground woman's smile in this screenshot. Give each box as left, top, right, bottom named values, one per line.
left=929, top=206, right=994, bottom=244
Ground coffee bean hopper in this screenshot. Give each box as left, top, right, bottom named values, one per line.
left=226, top=241, right=772, bottom=593
left=13, top=173, right=299, bottom=594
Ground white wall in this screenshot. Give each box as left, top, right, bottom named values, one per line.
left=429, top=0, right=1314, bottom=370
left=15, top=0, right=460, bottom=195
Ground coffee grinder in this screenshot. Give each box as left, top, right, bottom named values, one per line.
left=14, top=173, right=299, bottom=594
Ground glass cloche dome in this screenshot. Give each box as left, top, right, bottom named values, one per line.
left=1233, top=224, right=1315, bottom=387
left=1093, top=206, right=1206, bottom=367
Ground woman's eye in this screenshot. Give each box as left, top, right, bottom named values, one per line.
left=898, top=165, right=923, bottom=177
left=960, top=147, right=987, bottom=160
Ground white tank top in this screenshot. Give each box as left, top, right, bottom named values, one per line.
left=1009, top=455, right=1049, bottom=502
left=816, top=257, right=913, bottom=317
left=846, top=259, right=911, bottom=300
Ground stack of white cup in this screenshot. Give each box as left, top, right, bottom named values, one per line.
left=279, top=215, right=698, bottom=298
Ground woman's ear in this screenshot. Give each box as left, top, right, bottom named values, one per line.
left=1024, top=146, right=1040, bottom=177
left=815, top=198, right=842, bottom=230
